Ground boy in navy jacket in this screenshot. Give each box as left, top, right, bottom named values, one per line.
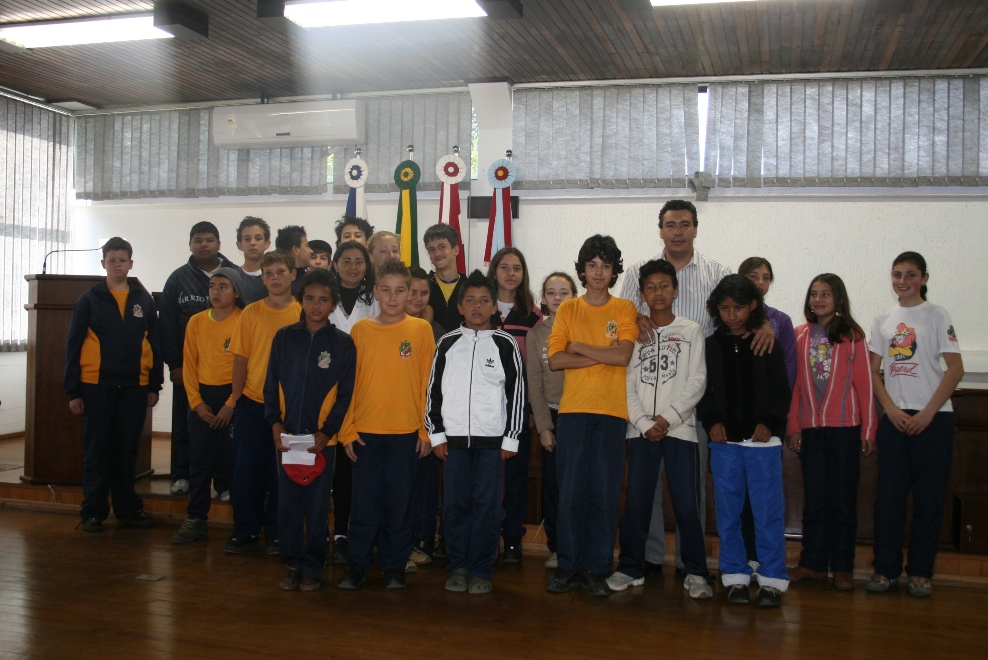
left=265, top=269, right=356, bottom=591
left=64, top=237, right=164, bottom=532
left=425, top=271, right=525, bottom=594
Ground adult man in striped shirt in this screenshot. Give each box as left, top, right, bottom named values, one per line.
left=620, top=199, right=775, bottom=578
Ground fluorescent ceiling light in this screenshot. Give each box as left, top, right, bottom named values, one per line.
left=651, top=0, right=760, bottom=6
left=284, top=0, right=487, bottom=28
left=0, top=14, right=173, bottom=49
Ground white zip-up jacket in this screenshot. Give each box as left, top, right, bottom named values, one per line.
left=626, top=316, right=706, bottom=443
left=425, top=327, right=526, bottom=452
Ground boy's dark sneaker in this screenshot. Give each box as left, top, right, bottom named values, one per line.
left=583, top=572, right=611, bottom=597
left=727, top=584, right=751, bottom=604
left=433, top=536, right=447, bottom=559
left=503, top=538, right=522, bottom=564
left=332, top=537, right=349, bottom=564
left=224, top=532, right=260, bottom=554
left=546, top=569, right=583, bottom=594
left=265, top=535, right=280, bottom=556
left=299, top=577, right=322, bottom=592
left=279, top=568, right=302, bottom=591
left=120, top=510, right=153, bottom=528
left=384, top=569, right=408, bottom=589
left=78, top=517, right=102, bottom=533
left=336, top=563, right=366, bottom=590
left=756, top=586, right=782, bottom=608
left=172, top=518, right=207, bottom=544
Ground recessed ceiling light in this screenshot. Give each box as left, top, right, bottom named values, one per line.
left=283, top=0, right=487, bottom=28
left=0, top=14, right=173, bottom=50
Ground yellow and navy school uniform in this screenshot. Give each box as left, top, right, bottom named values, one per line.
left=263, top=320, right=356, bottom=579
left=63, top=279, right=163, bottom=524
left=226, top=297, right=302, bottom=540
left=337, top=315, right=437, bottom=573
left=181, top=307, right=241, bottom=521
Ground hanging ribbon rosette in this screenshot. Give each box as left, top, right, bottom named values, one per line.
left=394, top=158, right=421, bottom=267
left=484, top=157, right=516, bottom=264
left=344, top=154, right=368, bottom=218
left=436, top=150, right=467, bottom=273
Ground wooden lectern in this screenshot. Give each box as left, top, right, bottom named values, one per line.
left=22, top=274, right=153, bottom=485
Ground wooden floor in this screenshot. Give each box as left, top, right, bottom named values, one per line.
left=2, top=509, right=988, bottom=659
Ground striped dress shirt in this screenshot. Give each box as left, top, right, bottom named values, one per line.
left=620, top=249, right=732, bottom=338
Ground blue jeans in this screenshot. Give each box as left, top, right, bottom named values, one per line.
left=347, top=432, right=419, bottom=571
left=872, top=411, right=954, bottom=579
left=231, top=397, right=279, bottom=538
left=618, top=436, right=708, bottom=579
left=79, top=383, right=147, bottom=521
left=444, top=447, right=505, bottom=580
left=710, top=442, right=788, bottom=591
left=278, top=446, right=335, bottom=580
left=555, top=413, right=626, bottom=575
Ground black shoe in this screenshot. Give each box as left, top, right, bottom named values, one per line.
left=265, top=535, right=280, bottom=556
left=727, top=584, right=751, bottom=604
left=546, top=569, right=584, bottom=594
left=583, top=572, right=611, bottom=597
left=120, top=510, right=152, bottom=528
left=756, top=586, right=782, bottom=608
left=433, top=537, right=447, bottom=559
left=503, top=538, right=522, bottom=564
left=336, top=563, right=366, bottom=590
left=384, top=569, right=408, bottom=589
left=279, top=568, right=302, bottom=591
left=224, top=532, right=260, bottom=554
left=332, top=537, right=349, bottom=564
left=78, top=517, right=102, bottom=533
left=643, top=560, right=663, bottom=576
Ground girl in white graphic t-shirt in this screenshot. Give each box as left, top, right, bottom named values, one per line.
left=867, top=251, right=964, bottom=598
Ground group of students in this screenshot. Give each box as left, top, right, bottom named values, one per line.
left=64, top=201, right=964, bottom=605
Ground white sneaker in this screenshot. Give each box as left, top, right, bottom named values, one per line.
left=545, top=552, right=558, bottom=569
left=219, top=490, right=230, bottom=502
left=170, top=479, right=189, bottom=495
left=684, top=574, right=713, bottom=599
left=605, top=571, right=645, bottom=592
left=748, top=560, right=760, bottom=578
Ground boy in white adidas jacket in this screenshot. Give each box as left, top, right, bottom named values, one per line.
left=607, top=259, right=712, bottom=599
left=425, top=271, right=526, bottom=595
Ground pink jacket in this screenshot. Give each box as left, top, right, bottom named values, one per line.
left=786, top=324, right=877, bottom=441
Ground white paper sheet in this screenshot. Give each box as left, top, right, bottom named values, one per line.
left=282, top=433, right=316, bottom=465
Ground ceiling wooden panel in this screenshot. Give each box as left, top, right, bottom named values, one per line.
left=0, top=0, right=986, bottom=109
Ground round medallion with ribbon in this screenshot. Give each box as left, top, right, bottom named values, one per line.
left=436, top=154, right=466, bottom=184
left=344, top=157, right=368, bottom=189
left=487, top=159, right=516, bottom=189
left=394, top=160, right=421, bottom=190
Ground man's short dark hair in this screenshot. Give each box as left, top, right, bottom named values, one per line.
left=658, top=199, right=698, bottom=228
left=102, top=236, right=133, bottom=258
left=409, top=265, right=430, bottom=282
left=308, top=239, right=332, bottom=259
left=295, top=268, right=341, bottom=307
left=423, top=223, right=459, bottom=246
left=334, top=215, right=374, bottom=245
left=575, top=235, right=623, bottom=289
left=189, top=221, right=219, bottom=241
left=237, top=216, right=270, bottom=242
left=275, top=225, right=307, bottom=252
left=638, top=259, right=678, bottom=291
left=457, top=269, right=496, bottom=305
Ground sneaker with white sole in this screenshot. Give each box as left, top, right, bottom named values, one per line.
left=544, top=552, right=558, bottom=569
left=605, top=571, right=645, bottom=592
left=748, top=560, right=760, bottom=578
left=684, top=574, right=713, bottom=599
left=170, top=479, right=189, bottom=495
left=219, top=490, right=230, bottom=502
left=405, top=555, right=418, bottom=573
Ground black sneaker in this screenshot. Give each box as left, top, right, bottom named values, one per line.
left=120, top=510, right=153, bottom=528
left=172, top=518, right=207, bottom=544
left=433, top=536, right=448, bottom=559
left=546, top=569, right=584, bottom=594
left=332, top=537, right=349, bottom=564
left=78, top=517, right=102, bottom=533
left=583, top=572, right=611, bottom=597
left=756, top=586, right=782, bottom=608
left=727, top=584, right=751, bottom=604
left=384, top=569, right=408, bottom=589
left=643, top=560, right=663, bottom=576
left=265, top=535, right=280, bottom=556
left=502, top=538, right=522, bottom=564
left=337, top=563, right=366, bottom=590
left=224, top=532, right=260, bottom=554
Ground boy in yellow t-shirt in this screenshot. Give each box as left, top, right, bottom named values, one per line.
left=172, top=267, right=244, bottom=545
left=225, top=251, right=301, bottom=555
left=545, top=235, right=638, bottom=597
left=336, top=260, right=437, bottom=590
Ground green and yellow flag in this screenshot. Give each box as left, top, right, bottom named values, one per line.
left=394, top=160, right=421, bottom=267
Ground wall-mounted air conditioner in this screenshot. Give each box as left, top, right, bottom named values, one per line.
left=212, top=100, right=364, bottom=150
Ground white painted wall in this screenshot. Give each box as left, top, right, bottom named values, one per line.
left=0, top=352, right=27, bottom=437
